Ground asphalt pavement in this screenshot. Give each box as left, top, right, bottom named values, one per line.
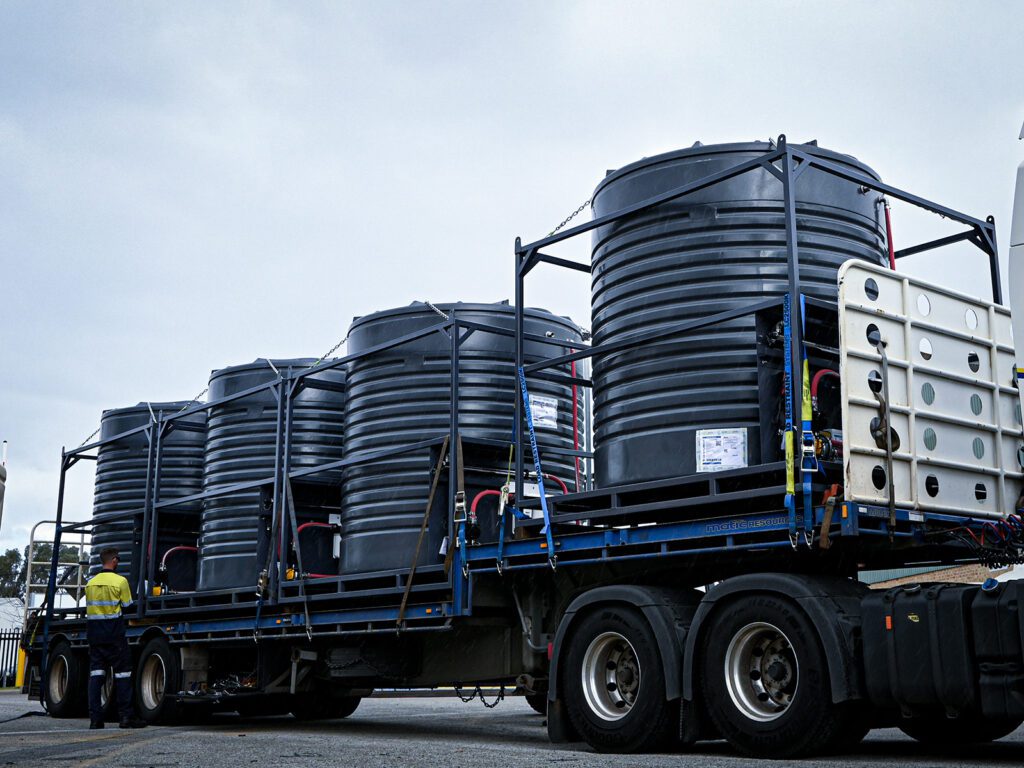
left=1, top=689, right=1022, bottom=768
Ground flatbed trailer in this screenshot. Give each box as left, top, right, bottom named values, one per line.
left=26, top=136, right=1024, bottom=758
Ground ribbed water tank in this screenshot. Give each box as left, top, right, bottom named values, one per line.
left=90, top=402, right=207, bottom=591
left=591, top=141, right=888, bottom=486
left=341, top=302, right=582, bottom=575
left=197, top=359, right=346, bottom=591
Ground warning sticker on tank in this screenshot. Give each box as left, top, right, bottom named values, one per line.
left=529, top=394, right=559, bottom=429
left=696, top=428, right=748, bottom=473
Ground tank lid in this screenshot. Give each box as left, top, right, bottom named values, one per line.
left=208, top=357, right=318, bottom=382
left=101, top=401, right=193, bottom=419
left=348, top=301, right=582, bottom=336
left=593, top=140, right=881, bottom=201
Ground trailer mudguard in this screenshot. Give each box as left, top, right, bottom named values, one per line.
left=547, top=584, right=699, bottom=704
left=680, top=573, right=868, bottom=705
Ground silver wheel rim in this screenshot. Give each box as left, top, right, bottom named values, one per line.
left=581, top=631, right=641, bottom=721
left=724, top=621, right=798, bottom=722
left=48, top=654, right=69, bottom=704
left=140, top=654, right=166, bottom=711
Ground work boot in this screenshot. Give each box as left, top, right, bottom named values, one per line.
left=89, top=721, right=104, bottom=730
left=119, top=718, right=148, bottom=729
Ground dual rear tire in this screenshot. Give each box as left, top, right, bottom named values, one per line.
left=562, top=606, right=677, bottom=753
left=559, top=595, right=870, bottom=758
left=697, top=594, right=868, bottom=758
left=134, top=636, right=180, bottom=723
left=44, top=640, right=87, bottom=718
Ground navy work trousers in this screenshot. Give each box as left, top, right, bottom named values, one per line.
left=87, top=626, right=133, bottom=723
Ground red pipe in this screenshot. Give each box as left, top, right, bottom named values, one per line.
left=293, top=523, right=336, bottom=576
left=545, top=473, right=569, bottom=495
left=160, top=545, right=197, bottom=569
left=471, top=489, right=501, bottom=514
left=284, top=521, right=333, bottom=557
left=297, top=521, right=333, bottom=535
left=571, top=359, right=581, bottom=490
left=810, top=369, right=840, bottom=412
left=471, top=475, right=568, bottom=518
left=884, top=201, right=896, bottom=270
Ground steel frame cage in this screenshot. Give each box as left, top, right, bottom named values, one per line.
left=36, top=135, right=1003, bottom=672
left=511, top=134, right=1002, bottom=516
left=41, top=313, right=579, bottom=642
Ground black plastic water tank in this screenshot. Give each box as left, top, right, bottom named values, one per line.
left=90, top=402, right=206, bottom=592
left=341, top=302, right=582, bottom=575
left=197, top=359, right=345, bottom=591
left=590, top=141, right=887, bottom=486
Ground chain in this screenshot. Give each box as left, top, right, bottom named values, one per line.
left=177, top=387, right=209, bottom=412
left=77, top=427, right=101, bottom=448
left=454, top=684, right=505, bottom=708
left=548, top=199, right=591, bottom=237
left=80, top=387, right=205, bottom=444
left=310, top=335, right=348, bottom=368
left=480, top=685, right=505, bottom=709
left=422, top=300, right=449, bottom=320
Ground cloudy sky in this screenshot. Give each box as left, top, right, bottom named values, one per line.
left=1, top=1, right=1022, bottom=553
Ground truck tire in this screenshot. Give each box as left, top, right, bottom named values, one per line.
left=291, top=695, right=361, bottom=720
left=135, top=636, right=181, bottom=724
left=562, top=605, right=676, bottom=753
left=698, top=594, right=851, bottom=758
left=525, top=693, right=546, bottom=715
left=97, top=667, right=118, bottom=721
left=899, top=715, right=1023, bottom=744
left=44, top=640, right=87, bottom=718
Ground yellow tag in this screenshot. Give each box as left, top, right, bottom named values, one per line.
left=801, top=359, right=812, bottom=421
left=785, top=431, right=795, bottom=495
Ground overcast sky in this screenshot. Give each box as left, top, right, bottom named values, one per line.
left=1, top=1, right=1023, bottom=553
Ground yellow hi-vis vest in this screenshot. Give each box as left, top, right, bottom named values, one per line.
left=85, top=570, right=132, bottom=620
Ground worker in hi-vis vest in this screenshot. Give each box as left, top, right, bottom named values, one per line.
left=85, top=547, right=147, bottom=728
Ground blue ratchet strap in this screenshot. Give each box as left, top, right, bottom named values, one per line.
left=505, top=422, right=530, bottom=520
left=495, top=424, right=514, bottom=572
left=799, top=295, right=817, bottom=540
left=782, top=295, right=797, bottom=541
left=253, top=591, right=264, bottom=641
left=518, top=366, right=557, bottom=567
left=495, top=492, right=507, bottom=572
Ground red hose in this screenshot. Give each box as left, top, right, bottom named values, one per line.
left=297, top=521, right=333, bottom=535
left=810, top=369, right=840, bottom=412
left=471, top=489, right=501, bottom=514
left=545, top=474, right=569, bottom=495
left=293, top=522, right=335, bottom=576
left=471, top=475, right=568, bottom=517
left=571, top=358, right=581, bottom=490
left=884, top=201, right=896, bottom=270
left=160, top=545, right=197, bottom=569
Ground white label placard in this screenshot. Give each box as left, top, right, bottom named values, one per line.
left=696, top=428, right=748, bottom=473
left=529, top=394, right=559, bottom=429
left=518, top=482, right=541, bottom=498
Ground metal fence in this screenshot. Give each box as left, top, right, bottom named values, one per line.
left=0, top=628, right=22, bottom=688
